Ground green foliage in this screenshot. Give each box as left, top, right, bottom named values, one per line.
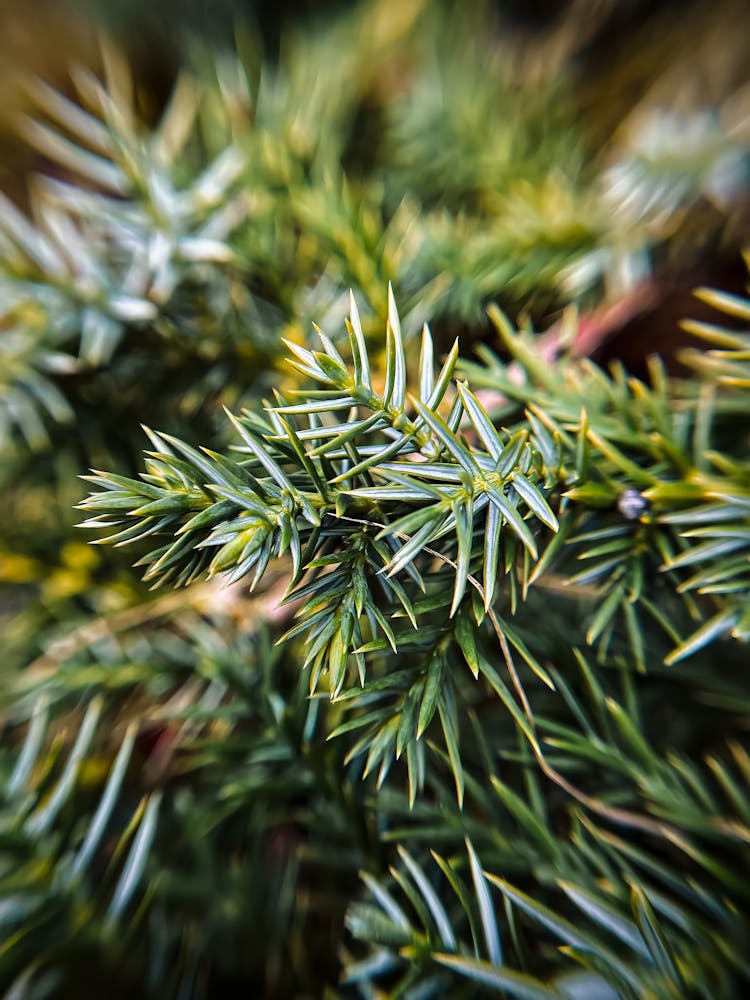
left=80, top=285, right=750, bottom=679
left=0, top=49, right=263, bottom=451
left=1, top=612, right=370, bottom=997
left=1, top=1, right=750, bottom=996
left=69, top=283, right=750, bottom=994
left=2, top=0, right=747, bottom=455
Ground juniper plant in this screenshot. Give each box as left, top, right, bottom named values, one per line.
left=1, top=3, right=750, bottom=997
left=66, top=285, right=750, bottom=997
